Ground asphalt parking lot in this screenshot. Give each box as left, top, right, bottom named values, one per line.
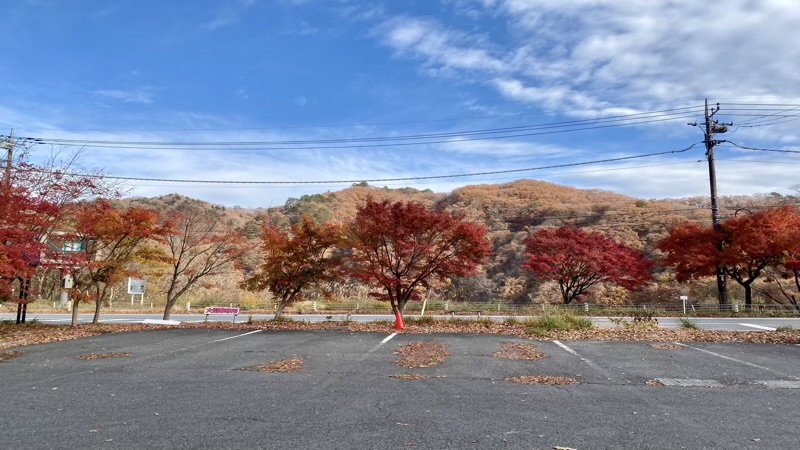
left=1, top=329, right=799, bottom=449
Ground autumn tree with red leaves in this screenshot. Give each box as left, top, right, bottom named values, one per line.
left=159, top=204, right=248, bottom=320
left=241, top=216, right=345, bottom=318
left=69, top=201, right=171, bottom=325
left=523, top=227, right=653, bottom=304
left=658, top=206, right=800, bottom=308
left=1, top=144, right=118, bottom=323
left=347, top=199, right=491, bottom=325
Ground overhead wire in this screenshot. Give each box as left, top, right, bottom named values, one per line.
left=11, top=143, right=703, bottom=185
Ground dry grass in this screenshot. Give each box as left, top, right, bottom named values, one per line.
left=78, top=352, right=131, bottom=360
left=393, top=341, right=448, bottom=368
left=493, top=342, right=545, bottom=360
left=253, top=357, right=304, bottom=373
left=505, top=376, right=579, bottom=385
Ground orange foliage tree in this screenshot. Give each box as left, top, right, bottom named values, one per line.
left=159, top=205, right=248, bottom=320
left=522, top=227, right=653, bottom=304
left=241, top=216, right=345, bottom=318
left=658, top=206, right=800, bottom=307
left=69, top=201, right=171, bottom=325
left=347, top=199, right=491, bottom=323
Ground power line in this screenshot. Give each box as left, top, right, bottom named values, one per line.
left=723, top=141, right=800, bottom=154
left=10, top=108, right=703, bottom=150
left=12, top=143, right=702, bottom=185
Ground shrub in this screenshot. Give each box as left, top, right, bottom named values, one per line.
left=524, top=311, right=593, bottom=336
left=679, top=318, right=699, bottom=330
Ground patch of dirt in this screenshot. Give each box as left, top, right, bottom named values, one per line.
left=0, top=351, right=24, bottom=361
left=505, top=376, right=579, bottom=385
left=493, top=343, right=545, bottom=360
left=651, top=343, right=683, bottom=350
left=645, top=379, right=666, bottom=387
left=253, top=357, right=304, bottom=373
left=390, top=374, right=430, bottom=380
left=78, top=352, right=131, bottom=360
left=394, top=341, right=448, bottom=368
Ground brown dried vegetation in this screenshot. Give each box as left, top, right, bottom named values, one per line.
left=0, top=351, right=24, bottom=361
left=390, top=374, right=430, bottom=380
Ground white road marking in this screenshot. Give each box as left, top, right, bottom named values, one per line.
left=380, top=333, right=398, bottom=345
left=208, top=330, right=261, bottom=343
left=552, top=340, right=609, bottom=376
left=740, top=323, right=777, bottom=331
left=754, top=380, right=800, bottom=389
left=674, top=343, right=800, bottom=380
left=657, top=378, right=724, bottom=387
left=552, top=340, right=579, bottom=356
left=368, top=333, right=398, bottom=353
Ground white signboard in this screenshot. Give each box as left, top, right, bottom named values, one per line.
left=127, top=278, right=146, bottom=295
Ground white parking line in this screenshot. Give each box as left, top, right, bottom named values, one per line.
left=368, top=333, right=398, bottom=353
left=675, top=343, right=800, bottom=380
left=552, top=340, right=579, bottom=356
left=740, top=323, right=777, bottom=331
left=208, top=330, right=262, bottom=343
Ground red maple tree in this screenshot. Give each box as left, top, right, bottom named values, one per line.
left=68, top=201, right=171, bottom=325
left=241, top=216, right=345, bottom=318
left=658, top=206, right=800, bottom=307
left=347, top=199, right=490, bottom=324
left=523, top=227, right=652, bottom=304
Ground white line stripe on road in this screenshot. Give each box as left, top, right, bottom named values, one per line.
left=380, top=333, right=398, bottom=345
left=675, top=343, right=800, bottom=380
left=208, top=330, right=262, bottom=343
left=368, top=333, right=398, bottom=353
left=552, top=340, right=579, bottom=356
left=740, top=323, right=777, bottom=331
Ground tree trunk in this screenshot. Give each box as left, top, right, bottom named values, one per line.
left=163, top=284, right=177, bottom=320
left=744, top=282, right=753, bottom=309
left=274, top=301, right=287, bottom=319
left=92, top=289, right=102, bottom=324
left=71, top=298, right=79, bottom=327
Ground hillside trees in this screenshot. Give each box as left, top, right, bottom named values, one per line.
left=522, top=227, right=653, bottom=304
left=347, top=199, right=490, bottom=327
left=70, top=201, right=170, bottom=325
left=658, top=206, right=800, bottom=308
left=241, top=216, right=344, bottom=318
left=158, top=204, right=248, bottom=320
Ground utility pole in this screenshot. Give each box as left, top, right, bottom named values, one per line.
left=701, top=99, right=728, bottom=310
left=2, top=128, right=12, bottom=193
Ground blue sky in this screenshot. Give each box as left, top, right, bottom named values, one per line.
left=2, top=0, right=799, bottom=207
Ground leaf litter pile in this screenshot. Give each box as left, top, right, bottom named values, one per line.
left=0, top=351, right=24, bottom=361
left=394, top=341, right=448, bottom=368
left=651, top=343, right=683, bottom=350
left=3, top=318, right=800, bottom=352
left=493, top=343, right=545, bottom=360
left=505, top=376, right=579, bottom=385
left=78, top=352, right=131, bottom=360
left=390, top=374, right=430, bottom=380
left=253, top=357, right=304, bottom=373
left=645, top=379, right=666, bottom=387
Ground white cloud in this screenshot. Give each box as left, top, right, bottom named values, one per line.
left=374, top=1, right=800, bottom=114
left=93, top=89, right=154, bottom=104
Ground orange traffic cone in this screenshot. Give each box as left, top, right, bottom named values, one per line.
left=394, top=310, right=405, bottom=330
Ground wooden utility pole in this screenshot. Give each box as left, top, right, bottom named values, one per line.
left=702, top=99, right=729, bottom=310
left=2, top=128, right=12, bottom=193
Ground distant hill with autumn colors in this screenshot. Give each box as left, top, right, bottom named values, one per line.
left=118, top=180, right=798, bottom=306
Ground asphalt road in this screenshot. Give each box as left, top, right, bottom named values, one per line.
left=3, top=313, right=800, bottom=331
left=1, top=330, right=799, bottom=449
